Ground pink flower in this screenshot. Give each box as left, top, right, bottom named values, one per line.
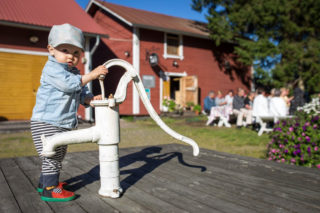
left=291, top=158, right=296, bottom=163
left=305, top=136, right=311, bottom=142
left=289, top=127, right=294, bottom=132
left=302, top=132, right=306, bottom=136
left=281, top=158, right=285, bottom=163
left=315, top=146, right=319, bottom=151
left=317, top=164, right=320, bottom=169
left=268, top=157, right=272, bottom=161
left=272, top=149, right=276, bottom=153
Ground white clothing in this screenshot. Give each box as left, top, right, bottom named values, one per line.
left=253, top=94, right=270, bottom=117
left=225, top=95, right=233, bottom=107
left=269, top=97, right=287, bottom=117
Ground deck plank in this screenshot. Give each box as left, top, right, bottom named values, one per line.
left=160, top=145, right=320, bottom=211
left=68, top=151, right=187, bottom=213
left=117, top=145, right=320, bottom=212
left=13, top=157, right=87, bottom=213
left=168, top=145, right=320, bottom=198
left=0, top=168, right=21, bottom=213
left=19, top=156, right=117, bottom=213
left=117, top=147, right=274, bottom=213
left=74, top=151, right=217, bottom=213
left=0, top=158, right=53, bottom=213
left=113, top=149, right=253, bottom=213
left=67, top=152, right=154, bottom=213
left=1, top=144, right=320, bottom=213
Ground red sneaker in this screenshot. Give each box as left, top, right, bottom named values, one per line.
left=41, top=185, right=75, bottom=202
left=37, top=182, right=68, bottom=193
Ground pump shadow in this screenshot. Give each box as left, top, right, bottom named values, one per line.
left=64, top=146, right=206, bottom=194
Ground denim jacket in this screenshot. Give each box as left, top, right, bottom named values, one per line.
left=31, top=56, right=93, bottom=129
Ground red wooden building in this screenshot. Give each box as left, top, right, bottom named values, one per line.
left=0, top=0, right=108, bottom=120
left=0, top=0, right=252, bottom=121
left=86, top=0, right=252, bottom=116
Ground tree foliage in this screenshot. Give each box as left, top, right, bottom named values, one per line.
left=192, top=0, right=320, bottom=93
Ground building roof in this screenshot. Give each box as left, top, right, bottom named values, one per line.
left=0, top=0, right=108, bottom=37
left=87, top=0, right=210, bottom=39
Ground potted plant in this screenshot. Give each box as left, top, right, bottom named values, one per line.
left=186, top=102, right=195, bottom=111
left=162, top=98, right=172, bottom=112
left=193, top=104, right=201, bottom=115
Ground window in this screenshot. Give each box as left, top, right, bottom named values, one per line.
left=164, top=33, right=183, bottom=60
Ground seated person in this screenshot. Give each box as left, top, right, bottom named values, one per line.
left=233, top=88, right=252, bottom=128
left=203, top=91, right=216, bottom=114
left=253, top=87, right=270, bottom=117
left=244, top=91, right=255, bottom=110
left=270, top=89, right=287, bottom=116
left=215, top=91, right=227, bottom=106
left=281, top=87, right=293, bottom=110
left=225, top=90, right=234, bottom=107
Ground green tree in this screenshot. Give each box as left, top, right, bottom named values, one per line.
left=192, top=0, right=320, bottom=93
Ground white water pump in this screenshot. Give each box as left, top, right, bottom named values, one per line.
left=41, top=59, right=199, bottom=198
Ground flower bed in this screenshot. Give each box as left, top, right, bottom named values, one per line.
left=267, top=110, right=320, bottom=169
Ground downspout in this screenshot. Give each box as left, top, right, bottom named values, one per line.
left=91, top=35, right=100, bottom=56
left=132, top=27, right=140, bottom=114
left=84, top=35, right=100, bottom=121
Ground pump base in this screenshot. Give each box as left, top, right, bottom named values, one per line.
left=98, top=187, right=123, bottom=198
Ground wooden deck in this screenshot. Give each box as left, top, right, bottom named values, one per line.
left=0, top=144, right=319, bottom=213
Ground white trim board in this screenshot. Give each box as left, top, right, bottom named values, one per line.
left=132, top=27, right=140, bottom=114
left=90, top=0, right=133, bottom=26
left=164, top=71, right=187, bottom=77
left=0, top=48, right=49, bottom=56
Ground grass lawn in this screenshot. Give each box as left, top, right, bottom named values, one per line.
left=0, top=116, right=270, bottom=159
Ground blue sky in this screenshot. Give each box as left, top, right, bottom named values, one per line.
left=75, top=0, right=208, bottom=23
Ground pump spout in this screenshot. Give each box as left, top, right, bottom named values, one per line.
left=103, top=59, right=200, bottom=156
left=41, top=126, right=99, bottom=157
left=134, top=78, right=200, bottom=156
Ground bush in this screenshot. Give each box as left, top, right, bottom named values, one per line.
left=266, top=111, right=320, bottom=169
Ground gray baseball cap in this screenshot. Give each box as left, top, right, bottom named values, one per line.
left=48, top=23, right=85, bottom=50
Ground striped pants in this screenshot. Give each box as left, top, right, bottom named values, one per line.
left=30, top=121, right=70, bottom=176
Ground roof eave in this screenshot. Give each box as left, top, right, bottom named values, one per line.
left=85, top=0, right=94, bottom=12
left=0, top=20, right=109, bottom=38
left=133, top=23, right=210, bottom=40
left=90, top=0, right=133, bottom=26
left=89, top=1, right=210, bottom=39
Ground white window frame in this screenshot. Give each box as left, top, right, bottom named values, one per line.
left=163, top=33, right=184, bottom=60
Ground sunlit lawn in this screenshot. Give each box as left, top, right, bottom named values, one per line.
left=0, top=116, right=270, bottom=159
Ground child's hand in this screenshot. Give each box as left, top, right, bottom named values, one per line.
left=81, top=65, right=108, bottom=86
left=91, top=65, right=108, bottom=80
left=89, top=95, right=103, bottom=107
left=93, top=95, right=102, bottom=100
